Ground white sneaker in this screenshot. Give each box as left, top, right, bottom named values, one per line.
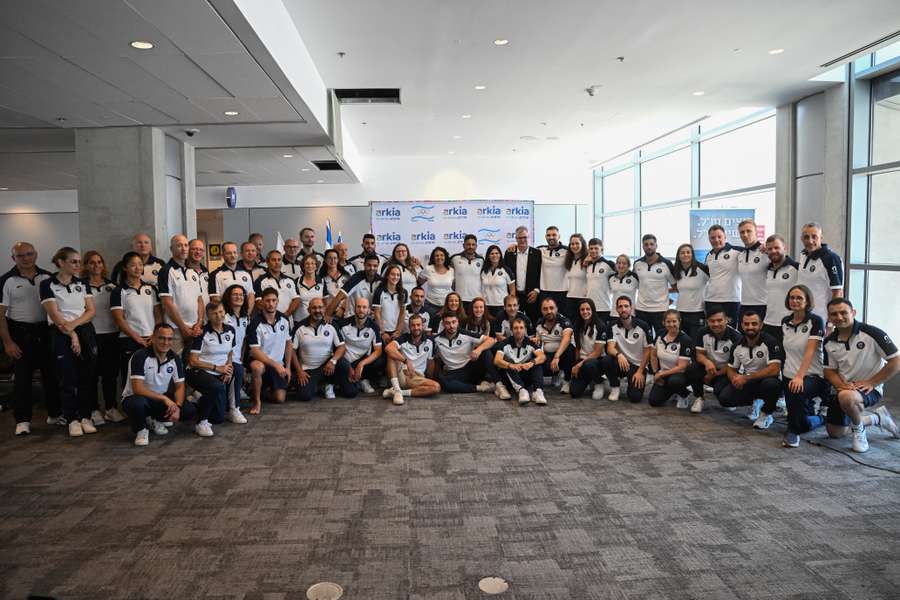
left=608, top=386, right=621, bottom=402
left=552, top=373, right=563, bottom=388
left=383, top=387, right=397, bottom=399
left=68, top=420, right=84, bottom=437
left=240, top=388, right=250, bottom=401
left=852, top=424, right=869, bottom=453
left=494, top=381, right=512, bottom=400
left=105, top=407, right=127, bottom=423
left=690, top=396, right=704, bottom=414
left=748, top=398, right=764, bottom=421
left=874, top=406, right=899, bottom=438
left=195, top=420, right=214, bottom=437
left=752, top=413, right=774, bottom=430
left=359, top=379, right=375, bottom=394
left=228, top=407, right=248, bottom=424
left=476, top=380, right=494, bottom=393
left=518, top=388, right=530, bottom=405
left=46, top=415, right=67, bottom=426
left=560, top=380, right=570, bottom=394
left=591, top=383, right=606, bottom=401
left=532, top=388, right=547, bottom=405
left=15, top=422, right=31, bottom=436
left=161, top=421, right=174, bottom=427
left=147, top=418, right=168, bottom=436
left=775, top=396, right=787, bottom=415
left=90, top=410, right=106, bottom=427
left=392, top=390, right=405, bottom=406
left=80, top=418, right=98, bottom=434
left=675, top=394, right=690, bottom=409
left=325, top=384, right=336, bottom=399
left=134, top=428, right=149, bottom=446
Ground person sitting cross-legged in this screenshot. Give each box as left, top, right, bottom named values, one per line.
left=569, top=298, right=609, bottom=400
left=337, top=296, right=384, bottom=395
left=291, top=297, right=356, bottom=401
left=493, top=316, right=547, bottom=405
left=382, top=313, right=441, bottom=405
left=433, top=313, right=497, bottom=394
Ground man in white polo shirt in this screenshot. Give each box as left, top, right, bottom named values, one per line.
left=450, top=234, right=483, bottom=312
left=433, top=313, right=496, bottom=394
left=797, top=222, right=843, bottom=323
left=633, top=233, right=675, bottom=340
left=240, top=241, right=266, bottom=282
left=537, top=226, right=568, bottom=317
left=688, top=305, right=743, bottom=414
left=281, top=238, right=303, bottom=280
left=602, top=295, right=652, bottom=403
left=209, top=241, right=256, bottom=305
left=704, top=224, right=741, bottom=327
left=292, top=296, right=355, bottom=401
left=383, top=313, right=441, bottom=405
left=246, top=288, right=292, bottom=414
left=720, top=310, right=783, bottom=426
left=110, top=232, right=167, bottom=286
left=253, top=250, right=300, bottom=317
left=823, top=298, right=899, bottom=453
left=349, top=233, right=388, bottom=272
left=157, top=234, right=203, bottom=354
left=737, top=219, right=769, bottom=324
left=532, top=296, right=574, bottom=396
left=494, top=316, right=547, bottom=405
left=327, top=255, right=382, bottom=319
left=762, top=234, right=798, bottom=341
left=338, top=296, right=384, bottom=395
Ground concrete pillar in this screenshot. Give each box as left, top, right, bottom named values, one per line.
left=775, top=104, right=795, bottom=239
left=822, top=84, right=850, bottom=256
left=182, top=142, right=197, bottom=240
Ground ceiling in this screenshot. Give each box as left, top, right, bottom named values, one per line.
left=196, top=146, right=354, bottom=186
left=285, top=0, right=900, bottom=163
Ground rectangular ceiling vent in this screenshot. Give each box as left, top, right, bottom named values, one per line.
left=820, top=30, right=900, bottom=67
left=312, top=160, right=343, bottom=171
left=333, top=88, right=401, bottom=104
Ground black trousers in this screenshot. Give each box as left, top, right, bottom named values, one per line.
left=87, top=331, right=120, bottom=412
left=498, top=364, right=543, bottom=392
left=648, top=372, right=689, bottom=407
left=438, top=360, right=486, bottom=394
left=783, top=375, right=830, bottom=434
left=542, top=346, right=575, bottom=381
left=635, top=310, right=665, bottom=341
left=8, top=320, right=59, bottom=423
left=679, top=311, right=706, bottom=342
left=350, top=355, right=386, bottom=381
left=185, top=369, right=227, bottom=424
left=297, top=358, right=356, bottom=401
left=516, top=290, right=541, bottom=327
left=601, top=356, right=646, bottom=403
left=705, top=301, right=740, bottom=328
left=686, top=362, right=730, bottom=397
left=51, top=324, right=98, bottom=422
left=123, top=393, right=198, bottom=434
left=718, top=376, right=781, bottom=408
left=570, top=357, right=604, bottom=398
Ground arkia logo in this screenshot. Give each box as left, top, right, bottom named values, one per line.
left=477, top=206, right=501, bottom=217
left=411, top=232, right=436, bottom=242
left=443, top=231, right=467, bottom=242
left=506, top=206, right=530, bottom=217
left=377, top=232, right=402, bottom=242
left=375, top=207, right=401, bottom=219
left=443, top=206, right=468, bottom=217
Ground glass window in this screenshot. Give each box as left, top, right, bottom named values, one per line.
left=700, top=117, right=776, bottom=195
left=867, top=270, right=900, bottom=343
left=849, top=175, right=868, bottom=264
left=848, top=269, right=866, bottom=322
left=640, top=148, right=691, bottom=206
left=871, top=72, right=900, bottom=166
left=874, top=40, right=900, bottom=66
left=640, top=126, right=694, bottom=155
left=640, top=203, right=690, bottom=258
left=868, top=169, right=900, bottom=265
left=602, top=168, right=634, bottom=213
left=698, top=189, right=776, bottom=240
left=603, top=213, right=635, bottom=258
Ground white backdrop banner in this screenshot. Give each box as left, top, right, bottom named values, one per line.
left=370, top=200, right=535, bottom=258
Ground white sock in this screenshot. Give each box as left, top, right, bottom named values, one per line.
left=401, top=389, right=411, bottom=396
left=390, top=377, right=401, bottom=391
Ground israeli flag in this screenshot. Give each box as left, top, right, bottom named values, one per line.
left=325, top=219, right=333, bottom=249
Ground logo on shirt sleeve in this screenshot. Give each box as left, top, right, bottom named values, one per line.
left=756, top=351, right=764, bottom=358
left=809, top=265, right=816, bottom=272
left=167, top=366, right=174, bottom=373
left=782, top=273, right=790, bottom=279
left=753, top=257, right=760, bottom=263
left=144, top=288, right=152, bottom=295
left=857, top=341, right=865, bottom=349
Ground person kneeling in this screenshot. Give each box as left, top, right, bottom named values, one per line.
left=570, top=298, right=608, bottom=400
left=688, top=306, right=742, bottom=414
left=494, top=317, right=547, bottom=405
left=601, top=296, right=652, bottom=402
left=291, top=297, right=356, bottom=401
left=246, top=288, right=292, bottom=413
left=338, top=296, right=384, bottom=394
left=383, top=313, right=441, bottom=405
left=122, top=323, right=199, bottom=446
left=533, top=297, right=575, bottom=394
left=433, top=313, right=496, bottom=394
left=648, top=310, right=693, bottom=408
left=720, top=311, right=783, bottom=427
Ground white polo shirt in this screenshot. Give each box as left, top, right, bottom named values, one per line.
left=737, top=242, right=770, bottom=306
left=824, top=321, right=899, bottom=389
left=338, top=316, right=382, bottom=363
left=434, top=330, right=487, bottom=371
left=609, top=272, right=639, bottom=306
left=705, top=244, right=741, bottom=302
left=122, top=348, right=184, bottom=398
left=535, top=315, right=573, bottom=354
left=246, top=312, right=292, bottom=362
left=0, top=266, right=53, bottom=323
left=609, top=318, right=652, bottom=366
left=350, top=252, right=388, bottom=273
left=450, top=253, right=484, bottom=302
left=322, top=272, right=350, bottom=299
left=372, top=286, right=406, bottom=332
left=585, top=259, right=616, bottom=312
left=495, top=337, right=541, bottom=364
left=112, top=255, right=166, bottom=287
left=292, top=318, right=343, bottom=370
left=157, top=259, right=203, bottom=327
left=481, top=266, right=515, bottom=306
left=224, top=312, right=249, bottom=364
left=282, top=259, right=303, bottom=281
left=538, top=244, right=568, bottom=292
left=420, top=265, right=455, bottom=306
left=654, top=331, right=693, bottom=371
left=566, top=259, right=588, bottom=299
left=393, top=333, right=434, bottom=374
left=209, top=264, right=254, bottom=299
left=578, top=323, right=607, bottom=359
left=254, top=272, right=299, bottom=315
left=340, top=272, right=382, bottom=309
left=39, top=276, right=92, bottom=324
left=728, top=333, right=783, bottom=375
left=634, top=255, right=675, bottom=312
left=110, top=284, right=159, bottom=338
left=190, top=324, right=236, bottom=375
left=405, top=306, right=432, bottom=333
left=781, top=312, right=825, bottom=378
left=674, top=265, right=709, bottom=313
left=764, top=258, right=800, bottom=327
left=694, top=325, right=743, bottom=369
left=87, top=279, right=117, bottom=334
left=294, top=277, right=325, bottom=322
left=798, top=244, right=844, bottom=322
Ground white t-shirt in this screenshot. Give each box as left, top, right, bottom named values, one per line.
left=566, top=258, right=588, bottom=298
left=420, top=265, right=455, bottom=306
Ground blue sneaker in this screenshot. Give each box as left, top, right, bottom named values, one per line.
left=753, top=413, right=774, bottom=430
left=782, top=431, right=800, bottom=448
left=748, top=398, right=764, bottom=421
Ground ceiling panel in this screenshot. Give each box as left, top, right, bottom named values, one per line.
left=11, top=56, right=134, bottom=103
left=130, top=54, right=232, bottom=99
left=127, top=0, right=246, bottom=56
left=0, top=105, right=53, bottom=128
left=105, top=100, right=176, bottom=124
left=191, top=52, right=282, bottom=98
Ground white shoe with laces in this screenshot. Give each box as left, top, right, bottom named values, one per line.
left=476, top=380, right=494, bottom=393
left=68, top=420, right=84, bottom=437
left=104, top=407, right=127, bottom=423
left=80, top=418, right=98, bottom=434
left=494, top=381, right=512, bottom=400
left=324, top=384, right=336, bottom=399
left=675, top=394, right=690, bottom=409
left=608, top=386, right=621, bottom=402
left=147, top=418, right=168, bottom=436
left=518, top=388, right=530, bottom=405
left=392, top=390, right=405, bottom=406
left=852, top=424, right=869, bottom=453
left=90, top=410, right=106, bottom=427
left=560, top=381, right=570, bottom=394
left=15, top=422, right=31, bottom=436
left=592, top=383, right=606, bottom=401
left=195, top=420, right=214, bottom=437
left=874, top=406, right=899, bottom=438
left=690, top=395, right=704, bottom=414
left=383, top=387, right=397, bottom=399
left=532, top=388, right=547, bottom=405
left=359, top=379, right=375, bottom=394
left=134, top=428, right=149, bottom=446
left=228, top=407, right=248, bottom=424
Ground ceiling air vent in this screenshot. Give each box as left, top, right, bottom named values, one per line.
left=312, top=160, right=343, bottom=171
left=333, top=88, right=401, bottom=104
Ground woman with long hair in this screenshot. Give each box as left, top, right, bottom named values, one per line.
left=437, top=291, right=467, bottom=333
left=82, top=250, right=121, bottom=425
left=564, top=233, right=588, bottom=321
left=373, top=264, right=407, bottom=345
left=384, top=243, right=421, bottom=290
left=570, top=298, right=608, bottom=400
left=480, top=245, right=515, bottom=318
left=111, top=251, right=162, bottom=395
left=319, top=248, right=351, bottom=302
left=419, top=246, right=454, bottom=319
left=647, top=310, right=693, bottom=408
left=609, top=254, right=639, bottom=306
left=672, top=243, right=709, bottom=340
left=41, top=247, right=98, bottom=437
left=221, top=283, right=250, bottom=424
left=465, top=297, right=493, bottom=338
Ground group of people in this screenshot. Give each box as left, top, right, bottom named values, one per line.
left=1, top=219, right=897, bottom=454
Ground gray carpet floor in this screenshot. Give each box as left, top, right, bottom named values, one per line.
left=1, top=391, right=899, bottom=600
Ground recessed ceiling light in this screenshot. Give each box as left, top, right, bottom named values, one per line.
left=224, top=110, right=239, bottom=116
left=0, top=187, right=8, bottom=191
left=768, top=48, right=785, bottom=55
left=452, top=135, right=462, bottom=139
left=546, top=136, right=559, bottom=141
left=130, top=40, right=154, bottom=50
left=474, top=85, right=487, bottom=90
left=493, top=39, right=509, bottom=46
left=692, top=91, right=705, bottom=96
left=282, top=154, right=294, bottom=158
left=520, top=135, right=538, bottom=141
left=316, top=179, right=325, bottom=183
left=448, top=151, right=455, bottom=155
left=301, top=168, right=311, bottom=172
left=461, top=114, right=472, bottom=119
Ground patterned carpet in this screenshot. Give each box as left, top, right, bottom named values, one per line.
left=1, top=390, right=899, bottom=600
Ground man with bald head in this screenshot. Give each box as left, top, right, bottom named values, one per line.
left=281, top=238, right=303, bottom=280
left=187, top=238, right=210, bottom=310
left=157, top=235, right=203, bottom=353
left=110, top=233, right=167, bottom=286
left=334, top=241, right=355, bottom=274
left=0, top=242, right=61, bottom=433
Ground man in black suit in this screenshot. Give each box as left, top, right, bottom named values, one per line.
left=504, top=226, right=542, bottom=324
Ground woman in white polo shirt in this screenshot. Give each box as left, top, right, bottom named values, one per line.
left=111, top=252, right=162, bottom=388
left=609, top=254, right=639, bottom=306
left=82, top=250, right=121, bottom=425
left=383, top=243, right=421, bottom=290
left=40, top=247, right=98, bottom=437
left=419, top=246, right=454, bottom=319
left=222, top=284, right=250, bottom=423
left=480, top=245, right=515, bottom=318
left=672, top=243, right=709, bottom=341
left=187, top=300, right=237, bottom=437
left=564, top=234, right=589, bottom=321
left=373, top=264, right=407, bottom=346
